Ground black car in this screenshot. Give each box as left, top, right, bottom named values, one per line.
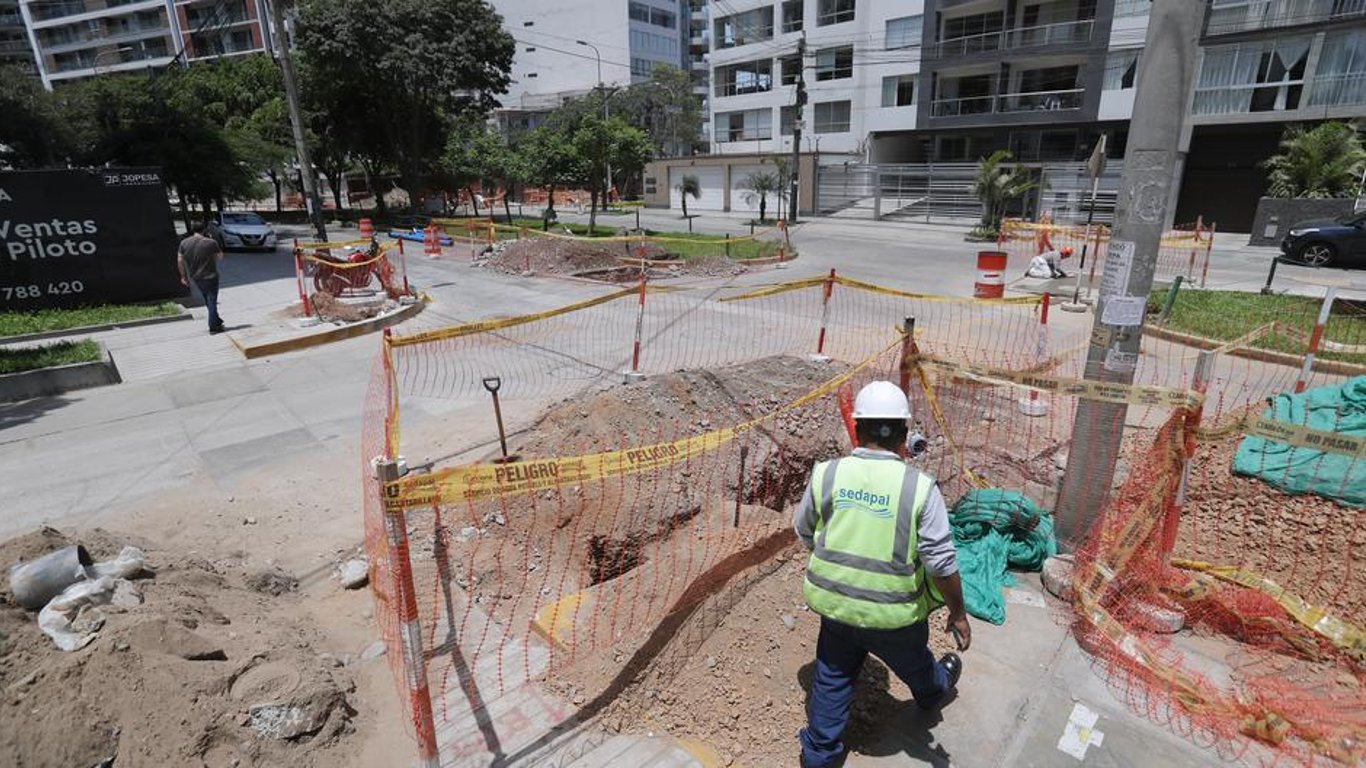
left=1280, top=210, right=1366, bottom=267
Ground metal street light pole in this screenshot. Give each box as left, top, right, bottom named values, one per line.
left=1054, top=0, right=1206, bottom=548
left=576, top=39, right=613, bottom=202
left=267, top=0, right=327, bottom=241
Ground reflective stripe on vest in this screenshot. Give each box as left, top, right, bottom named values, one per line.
left=803, top=456, right=934, bottom=629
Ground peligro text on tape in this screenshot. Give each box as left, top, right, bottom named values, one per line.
left=384, top=336, right=904, bottom=509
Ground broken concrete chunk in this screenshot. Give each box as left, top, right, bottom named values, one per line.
left=336, top=559, right=369, bottom=590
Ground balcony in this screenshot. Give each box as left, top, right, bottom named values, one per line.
left=1206, top=0, right=1366, bottom=37
left=1307, top=72, right=1366, bottom=108
left=931, top=88, right=1084, bottom=117
left=931, top=18, right=1094, bottom=58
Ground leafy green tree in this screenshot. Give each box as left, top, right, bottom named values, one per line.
left=0, top=65, right=73, bottom=168
left=610, top=64, right=703, bottom=157
left=1263, top=122, right=1366, bottom=199
left=523, top=126, right=586, bottom=229
left=443, top=120, right=527, bottom=221
left=295, top=0, right=515, bottom=208
left=677, top=174, right=700, bottom=218
left=741, top=170, right=781, bottom=222
left=972, top=149, right=1036, bottom=236
left=573, top=116, right=653, bottom=231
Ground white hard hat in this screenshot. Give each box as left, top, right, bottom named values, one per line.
left=853, top=381, right=911, bottom=420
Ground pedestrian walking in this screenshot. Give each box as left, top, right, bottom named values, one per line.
left=795, top=381, right=970, bottom=768
left=178, top=222, right=226, bottom=334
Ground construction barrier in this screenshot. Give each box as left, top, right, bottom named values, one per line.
left=361, top=269, right=1364, bottom=766
left=292, top=237, right=411, bottom=320
left=974, top=250, right=1008, bottom=299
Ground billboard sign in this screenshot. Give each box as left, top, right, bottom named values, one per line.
left=0, top=168, right=183, bottom=311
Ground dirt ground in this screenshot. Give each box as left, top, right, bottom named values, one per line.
left=478, top=238, right=752, bottom=281
left=0, top=527, right=363, bottom=768
left=1177, top=432, right=1366, bottom=626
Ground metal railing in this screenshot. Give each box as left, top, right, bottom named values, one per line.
left=1192, top=79, right=1305, bottom=115
left=1007, top=19, right=1093, bottom=49
left=931, top=88, right=1083, bottom=117
left=1206, top=0, right=1366, bottom=35
left=932, top=17, right=1095, bottom=57
left=1308, top=72, right=1366, bottom=108
left=997, top=88, right=1084, bottom=112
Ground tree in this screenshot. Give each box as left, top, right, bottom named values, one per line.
left=972, top=149, right=1036, bottom=236
left=677, top=174, right=700, bottom=219
left=523, top=127, right=586, bottom=230
left=1263, top=122, right=1366, bottom=199
left=573, top=116, right=653, bottom=231
left=610, top=64, right=703, bottom=157
left=0, top=65, right=74, bottom=168
left=741, top=170, right=781, bottom=222
left=295, top=0, right=515, bottom=209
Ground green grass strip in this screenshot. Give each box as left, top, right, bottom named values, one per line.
left=0, top=302, right=182, bottom=338
left=1151, top=288, right=1366, bottom=365
left=0, top=340, right=103, bottom=374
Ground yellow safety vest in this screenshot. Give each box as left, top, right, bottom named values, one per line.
left=803, top=456, right=939, bottom=629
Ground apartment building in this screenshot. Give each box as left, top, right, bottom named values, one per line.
left=688, top=0, right=712, bottom=146
left=1, top=0, right=36, bottom=73
left=495, top=0, right=688, bottom=134
left=699, top=0, right=1365, bottom=228
left=19, top=0, right=272, bottom=89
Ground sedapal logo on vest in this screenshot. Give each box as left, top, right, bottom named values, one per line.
left=835, top=488, right=892, bottom=519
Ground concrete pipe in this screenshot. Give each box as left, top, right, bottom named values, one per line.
left=8, top=545, right=92, bottom=610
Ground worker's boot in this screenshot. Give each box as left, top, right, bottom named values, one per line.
left=940, top=652, right=963, bottom=690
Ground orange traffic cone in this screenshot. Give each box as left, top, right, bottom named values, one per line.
left=425, top=225, right=441, bottom=258
left=359, top=218, right=374, bottom=239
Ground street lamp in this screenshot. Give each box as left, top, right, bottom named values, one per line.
left=576, top=39, right=613, bottom=201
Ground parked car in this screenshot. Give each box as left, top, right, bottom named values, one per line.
left=212, top=211, right=279, bottom=251
left=1280, top=210, right=1366, bottom=267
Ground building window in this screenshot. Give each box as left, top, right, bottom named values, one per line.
left=715, top=58, right=773, bottom=96
left=1309, top=29, right=1366, bottom=107
left=780, top=53, right=802, bottom=85
left=1208, top=0, right=1365, bottom=36
left=813, top=100, right=850, bottom=133
left=816, top=0, right=854, bottom=26
left=814, top=46, right=852, bottom=81
left=633, top=2, right=677, bottom=28
left=717, top=108, right=773, bottom=141
left=631, top=29, right=679, bottom=56
left=781, top=105, right=799, bottom=135
left=1112, top=0, right=1150, bottom=17
left=714, top=6, right=774, bottom=48
left=782, top=0, right=804, bottom=33
left=630, top=1, right=650, bottom=22
left=885, top=15, right=922, bottom=50
left=632, top=57, right=653, bottom=77
left=881, top=75, right=915, bottom=107
left=1194, top=36, right=1311, bottom=115
left=1103, top=50, right=1140, bottom=90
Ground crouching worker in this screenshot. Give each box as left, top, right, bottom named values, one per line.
left=1027, top=246, right=1073, bottom=279
left=795, top=381, right=970, bottom=768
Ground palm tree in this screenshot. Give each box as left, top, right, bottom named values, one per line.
left=677, top=174, right=700, bottom=218
left=972, top=150, right=1036, bottom=237
left=742, top=170, right=781, bottom=222
left=1262, top=122, right=1366, bottom=199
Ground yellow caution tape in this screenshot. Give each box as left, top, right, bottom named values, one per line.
left=717, top=277, right=829, bottom=302
left=299, top=251, right=390, bottom=269
left=912, top=354, right=1204, bottom=409
left=719, top=276, right=1045, bottom=306
left=431, top=218, right=779, bottom=246
left=385, top=287, right=652, bottom=348
left=1172, top=559, right=1366, bottom=661
left=384, top=336, right=903, bottom=508
left=1237, top=415, right=1366, bottom=460
left=296, top=237, right=378, bottom=251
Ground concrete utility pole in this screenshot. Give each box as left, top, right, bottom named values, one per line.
left=788, top=34, right=807, bottom=224
left=1054, top=0, right=1206, bottom=547
left=267, top=0, right=327, bottom=241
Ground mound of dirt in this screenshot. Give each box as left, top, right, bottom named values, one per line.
left=0, top=527, right=358, bottom=768
left=480, top=238, right=751, bottom=281
left=1178, top=433, right=1366, bottom=626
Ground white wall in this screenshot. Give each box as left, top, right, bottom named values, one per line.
left=495, top=0, right=633, bottom=108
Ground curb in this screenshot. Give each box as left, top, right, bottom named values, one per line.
left=0, top=345, right=121, bottom=402
left=0, top=309, right=192, bottom=345
left=1145, top=323, right=1366, bottom=377
left=230, top=298, right=427, bottom=359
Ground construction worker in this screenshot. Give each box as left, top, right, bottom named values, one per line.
left=795, top=381, right=969, bottom=768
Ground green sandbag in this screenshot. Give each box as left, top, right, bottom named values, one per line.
left=948, top=489, right=1058, bottom=625
left=1233, top=376, right=1366, bottom=508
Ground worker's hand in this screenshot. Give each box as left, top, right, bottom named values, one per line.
left=180, top=274, right=188, bottom=287
left=947, top=611, right=971, bottom=652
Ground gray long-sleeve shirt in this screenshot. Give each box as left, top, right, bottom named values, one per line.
left=793, top=447, right=958, bottom=578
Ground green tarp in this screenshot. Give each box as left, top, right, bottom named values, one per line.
left=1233, top=376, right=1366, bottom=508
left=948, top=489, right=1057, bottom=625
